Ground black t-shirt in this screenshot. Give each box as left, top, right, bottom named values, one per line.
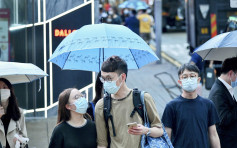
left=49, top=120, right=97, bottom=148
left=162, top=95, right=219, bottom=148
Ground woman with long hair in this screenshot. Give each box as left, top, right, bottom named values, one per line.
left=49, top=88, right=97, bottom=148
left=87, top=71, right=104, bottom=121
left=0, top=78, right=27, bottom=148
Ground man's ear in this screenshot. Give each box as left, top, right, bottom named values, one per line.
left=178, top=79, right=182, bottom=86
left=122, top=73, right=126, bottom=81
left=198, top=77, right=201, bottom=83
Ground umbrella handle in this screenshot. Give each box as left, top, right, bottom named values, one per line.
left=38, top=79, right=41, bottom=92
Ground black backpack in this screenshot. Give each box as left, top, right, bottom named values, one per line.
left=103, top=88, right=145, bottom=138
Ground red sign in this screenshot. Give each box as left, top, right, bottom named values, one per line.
left=54, top=29, right=76, bottom=37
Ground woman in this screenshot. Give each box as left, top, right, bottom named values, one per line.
left=87, top=71, right=104, bottom=121
left=49, top=88, right=97, bottom=148
left=0, top=78, right=27, bottom=148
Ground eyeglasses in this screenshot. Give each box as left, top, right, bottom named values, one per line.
left=74, top=93, right=85, bottom=100
left=181, top=74, right=197, bottom=80
left=99, top=75, right=121, bottom=83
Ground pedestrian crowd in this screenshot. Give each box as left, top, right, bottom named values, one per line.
left=0, top=54, right=236, bottom=148
left=0, top=5, right=236, bottom=148
left=47, top=55, right=237, bottom=148
left=99, top=5, right=154, bottom=45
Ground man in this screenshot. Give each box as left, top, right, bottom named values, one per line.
left=137, top=9, right=152, bottom=44
left=95, top=56, right=163, bottom=148
left=208, top=57, right=237, bottom=148
left=162, top=64, right=220, bottom=148
left=124, top=10, right=140, bottom=35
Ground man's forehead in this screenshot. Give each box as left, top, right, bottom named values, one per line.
left=182, top=69, right=197, bottom=75
left=101, top=71, right=117, bottom=77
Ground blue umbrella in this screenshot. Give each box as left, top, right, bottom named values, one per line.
left=48, top=23, right=159, bottom=72
left=119, top=0, right=149, bottom=10
left=194, top=30, right=237, bottom=61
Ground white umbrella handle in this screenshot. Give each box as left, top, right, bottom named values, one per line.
left=38, top=78, right=41, bottom=92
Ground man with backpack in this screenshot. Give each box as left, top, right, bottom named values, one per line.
left=95, top=56, right=163, bottom=148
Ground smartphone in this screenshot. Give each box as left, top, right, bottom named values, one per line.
left=127, top=122, right=137, bottom=129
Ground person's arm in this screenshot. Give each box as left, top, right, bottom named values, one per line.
left=165, top=127, right=172, bottom=140
left=128, top=93, right=163, bottom=137
left=128, top=124, right=163, bottom=137
left=145, top=93, right=163, bottom=137
left=19, top=109, right=27, bottom=137
left=48, top=125, right=64, bottom=148
left=211, top=93, right=237, bottom=126
left=208, top=125, right=220, bottom=148
left=95, top=100, right=108, bottom=148
left=161, top=102, right=174, bottom=140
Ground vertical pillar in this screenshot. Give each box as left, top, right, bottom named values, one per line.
left=155, top=0, right=162, bottom=63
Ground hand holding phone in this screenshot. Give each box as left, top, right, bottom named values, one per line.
left=127, top=122, right=137, bottom=129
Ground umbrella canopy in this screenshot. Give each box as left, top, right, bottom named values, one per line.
left=194, top=30, right=237, bottom=61
left=0, top=61, right=48, bottom=84
left=48, top=23, right=159, bottom=72
left=118, top=0, right=149, bottom=10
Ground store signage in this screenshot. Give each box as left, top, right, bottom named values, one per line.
left=54, top=29, right=76, bottom=37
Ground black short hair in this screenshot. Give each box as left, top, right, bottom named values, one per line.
left=221, top=57, right=237, bottom=74
left=178, top=63, right=200, bottom=78
left=132, top=10, right=137, bottom=15
left=101, top=56, right=128, bottom=77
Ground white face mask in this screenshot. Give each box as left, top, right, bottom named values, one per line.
left=230, top=73, right=237, bottom=88
left=103, top=75, right=122, bottom=94
left=0, top=89, right=10, bottom=102
left=181, top=77, right=198, bottom=92
left=233, top=87, right=237, bottom=100
left=71, top=97, right=88, bottom=114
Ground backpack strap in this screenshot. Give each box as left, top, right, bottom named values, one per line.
left=103, top=94, right=116, bottom=137
left=130, top=88, right=145, bottom=121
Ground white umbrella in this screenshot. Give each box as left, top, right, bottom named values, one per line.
left=0, top=61, right=48, bottom=84
left=194, top=30, right=237, bottom=61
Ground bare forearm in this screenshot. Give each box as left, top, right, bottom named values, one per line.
left=97, top=146, right=106, bottom=148
left=145, top=127, right=163, bottom=138
left=210, top=134, right=220, bottom=148
left=209, top=125, right=220, bottom=148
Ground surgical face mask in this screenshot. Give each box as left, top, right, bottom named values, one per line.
left=108, top=10, right=113, bottom=15
left=230, top=73, right=237, bottom=88
left=233, top=86, right=237, bottom=101
left=181, top=77, right=198, bottom=92
left=103, top=75, right=122, bottom=94
left=124, top=9, right=129, bottom=15
left=107, top=18, right=112, bottom=23
left=0, top=89, right=10, bottom=102
left=70, top=97, right=88, bottom=114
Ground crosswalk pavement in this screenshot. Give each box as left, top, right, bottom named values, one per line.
left=161, top=43, right=191, bottom=65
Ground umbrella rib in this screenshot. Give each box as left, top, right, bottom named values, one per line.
left=203, top=48, right=214, bottom=60
left=129, top=49, right=139, bottom=68
left=62, top=51, right=71, bottom=69
left=25, top=74, right=32, bottom=82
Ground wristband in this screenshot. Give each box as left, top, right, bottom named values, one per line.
left=146, top=128, right=151, bottom=136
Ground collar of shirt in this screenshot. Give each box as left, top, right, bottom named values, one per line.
left=218, top=77, right=234, bottom=97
